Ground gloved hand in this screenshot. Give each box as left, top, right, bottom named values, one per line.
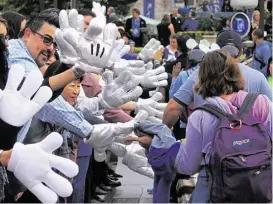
left=135, top=92, right=167, bottom=124
left=113, top=59, right=146, bottom=77
left=85, top=110, right=148, bottom=156
left=138, top=38, right=161, bottom=62
left=56, top=9, right=81, bottom=65
left=64, top=19, right=117, bottom=69
left=134, top=62, right=168, bottom=88
left=0, top=64, right=52, bottom=126
left=57, top=8, right=117, bottom=72
left=122, top=142, right=154, bottom=179
left=91, top=1, right=106, bottom=35
left=108, top=39, right=131, bottom=66
left=7, top=132, right=79, bottom=203
left=134, top=120, right=176, bottom=149
left=98, top=70, right=143, bottom=108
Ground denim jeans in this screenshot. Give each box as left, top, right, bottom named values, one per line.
left=190, top=168, right=209, bottom=203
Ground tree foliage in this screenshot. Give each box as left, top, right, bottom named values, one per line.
left=1, top=0, right=137, bottom=16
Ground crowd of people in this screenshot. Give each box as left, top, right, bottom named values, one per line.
left=0, top=1, right=271, bottom=204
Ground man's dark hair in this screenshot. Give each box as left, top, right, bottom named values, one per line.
left=195, top=50, right=245, bottom=99
left=19, top=8, right=60, bottom=38
left=1, top=11, right=25, bottom=39
left=252, top=28, right=264, bottom=39
left=78, top=9, right=96, bottom=18
left=190, top=11, right=196, bottom=18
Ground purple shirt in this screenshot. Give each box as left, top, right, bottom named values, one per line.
left=176, top=91, right=272, bottom=175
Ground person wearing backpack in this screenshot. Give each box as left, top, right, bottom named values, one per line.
left=132, top=50, right=272, bottom=203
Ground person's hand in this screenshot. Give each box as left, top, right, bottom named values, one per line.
left=135, top=92, right=167, bottom=123
left=85, top=110, right=148, bottom=155
left=108, top=39, right=131, bottom=66
left=63, top=19, right=117, bottom=69
left=0, top=64, right=52, bottom=126
left=153, top=46, right=164, bottom=61
left=138, top=38, right=161, bottom=62
left=122, top=142, right=154, bottom=179
left=56, top=9, right=117, bottom=73
left=98, top=70, right=143, bottom=108
left=134, top=64, right=168, bottom=88
left=172, top=62, right=182, bottom=79
left=113, top=59, right=146, bottom=76
left=125, top=136, right=153, bottom=145
left=7, top=132, right=79, bottom=203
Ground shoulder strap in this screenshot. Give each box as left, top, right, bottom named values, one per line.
left=238, top=93, right=259, bottom=117
left=195, top=104, right=239, bottom=122
left=254, top=53, right=266, bottom=69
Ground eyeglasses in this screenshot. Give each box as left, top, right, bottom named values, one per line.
left=0, top=34, right=9, bottom=41
left=30, top=29, right=57, bottom=49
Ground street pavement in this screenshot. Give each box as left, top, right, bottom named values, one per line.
left=112, top=158, right=153, bottom=203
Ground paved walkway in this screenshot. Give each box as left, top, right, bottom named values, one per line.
left=112, top=158, right=153, bottom=203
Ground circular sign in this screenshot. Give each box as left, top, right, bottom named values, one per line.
left=231, top=12, right=251, bottom=38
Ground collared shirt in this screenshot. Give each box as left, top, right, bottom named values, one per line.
left=132, top=18, right=140, bottom=38
left=7, top=39, right=94, bottom=142
left=36, top=95, right=93, bottom=139
left=8, top=38, right=42, bottom=76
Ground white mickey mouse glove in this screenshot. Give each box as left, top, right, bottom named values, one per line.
left=85, top=110, right=148, bottom=161
left=135, top=92, right=167, bottom=124
left=64, top=20, right=117, bottom=69
left=113, top=59, right=146, bottom=77
left=98, top=70, right=143, bottom=109
left=56, top=10, right=80, bottom=65
left=134, top=63, right=168, bottom=88
left=108, top=39, right=131, bottom=66
left=92, top=1, right=106, bottom=37
left=8, top=132, right=79, bottom=203
left=138, top=38, right=161, bottom=62
left=0, top=64, right=52, bottom=126
left=122, top=142, right=154, bottom=179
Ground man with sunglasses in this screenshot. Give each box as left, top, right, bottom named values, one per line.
left=163, top=30, right=272, bottom=129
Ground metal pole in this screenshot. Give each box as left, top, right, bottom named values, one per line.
left=259, top=0, right=265, bottom=32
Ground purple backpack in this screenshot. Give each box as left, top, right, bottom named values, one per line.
left=196, top=93, right=272, bottom=203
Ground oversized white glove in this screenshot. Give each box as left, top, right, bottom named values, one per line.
left=85, top=110, right=148, bottom=161
left=92, top=1, right=106, bottom=35
left=108, top=39, right=131, bottom=67
left=64, top=19, right=117, bottom=69
left=98, top=70, right=143, bottom=108
left=56, top=9, right=81, bottom=65
left=138, top=38, right=161, bottom=62
left=135, top=92, right=167, bottom=124
left=122, top=142, right=154, bottom=179
left=56, top=9, right=117, bottom=73
left=0, top=64, right=52, bottom=126
left=134, top=64, right=168, bottom=88
left=113, top=59, right=146, bottom=77
left=7, top=132, right=79, bottom=203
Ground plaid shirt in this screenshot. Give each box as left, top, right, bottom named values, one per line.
left=8, top=39, right=93, bottom=142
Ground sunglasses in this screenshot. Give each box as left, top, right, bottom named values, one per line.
left=31, top=29, right=57, bottom=49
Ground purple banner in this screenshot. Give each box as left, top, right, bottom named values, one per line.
left=144, top=0, right=155, bottom=19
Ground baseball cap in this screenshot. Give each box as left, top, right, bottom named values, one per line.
left=188, top=49, right=205, bottom=63
left=217, top=31, right=243, bottom=58
left=216, top=30, right=243, bottom=50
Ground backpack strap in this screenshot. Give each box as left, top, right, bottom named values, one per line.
left=195, top=104, right=238, bottom=122
left=238, top=93, right=259, bottom=117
